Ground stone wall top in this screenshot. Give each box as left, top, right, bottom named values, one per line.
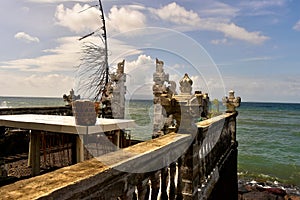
left=197, top=112, right=235, bottom=128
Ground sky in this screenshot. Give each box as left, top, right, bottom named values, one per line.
left=0, top=0, right=299, bottom=103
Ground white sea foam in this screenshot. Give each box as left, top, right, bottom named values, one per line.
left=0, top=101, right=11, bottom=108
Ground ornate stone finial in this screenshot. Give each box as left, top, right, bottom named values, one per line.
left=222, top=90, right=241, bottom=112
left=117, top=60, right=125, bottom=74
left=156, top=58, right=164, bottom=73
left=179, top=73, right=193, bottom=94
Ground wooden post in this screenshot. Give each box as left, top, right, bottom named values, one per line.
left=112, top=130, right=120, bottom=148
left=76, top=135, right=84, bottom=162
left=28, top=130, right=41, bottom=176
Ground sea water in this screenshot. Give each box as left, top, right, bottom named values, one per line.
left=237, top=102, right=300, bottom=186
left=0, top=96, right=65, bottom=108
left=0, top=96, right=299, bottom=186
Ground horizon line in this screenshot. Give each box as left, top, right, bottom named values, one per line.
left=1, top=95, right=300, bottom=104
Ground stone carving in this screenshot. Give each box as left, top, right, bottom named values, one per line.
left=153, top=58, right=169, bottom=96
left=152, top=61, right=209, bottom=136
left=111, top=60, right=125, bottom=82
left=222, top=90, right=241, bottom=112
left=63, top=89, right=80, bottom=106
left=100, top=60, right=126, bottom=119
left=152, top=58, right=170, bottom=133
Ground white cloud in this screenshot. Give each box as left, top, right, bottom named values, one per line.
left=240, top=0, right=286, bottom=10
left=239, top=56, right=272, bottom=62
left=0, top=33, right=143, bottom=97
left=150, top=2, right=201, bottom=26
left=55, top=3, right=100, bottom=34
left=211, top=38, right=228, bottom=45
left=223, top=75, right=300, bottom=103
left=54, top=3, right=146, bottom=35
left=106, top=5, right=146, bottom=33
left=14, top=32, right=40, bottom=43
left=1, top=37, right=81, bottom=72
left=293, top=20, right=300, bottom=31
left=151, top=2, right=269, bottom=45
left=53, top=2, right=269, bottom=44
left=123, top=54, right=153, bottom=73
left=198, top=1, right=239, bottom=19
left=213, top=22, right=269, bottom=45
left=120, top=55, right=154, bottom=99
left=0, top=71, right=74, bottom=97
left=238, top=0, right=287, bottom=16
left=27, top=0, right=91, bottom=3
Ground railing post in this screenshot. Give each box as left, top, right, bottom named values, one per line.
left=229, top=112, right=238, bottom=142
left=181, top=137, right=200, bottom=200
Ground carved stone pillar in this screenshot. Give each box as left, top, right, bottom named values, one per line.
left=101, top=60, right=127, bottom=119
left=111, top=60, right=126, bottom=119
left=222, top=90, right=241, bottom=113
left=152, top=58, right=169, bottom=134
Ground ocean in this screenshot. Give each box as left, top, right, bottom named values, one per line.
left=237, top=102, right=300, bottom=186
left=0, top=96, right=299, bottom=186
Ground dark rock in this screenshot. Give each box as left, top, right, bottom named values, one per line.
left=245, top=184, right=256, bottom=192
left=255, top=185, right=266, bottom=192
left=284, top=195, right=300, bottom=200
left=265, top=187, right=287, bottom=196
left=238, top=184, right=250, bottom=194
left=242, top=191, right=283, bottom=200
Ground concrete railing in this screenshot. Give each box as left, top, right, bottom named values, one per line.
left=0, top=112, right=238, bottom=200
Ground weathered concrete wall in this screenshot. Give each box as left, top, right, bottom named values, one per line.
left=0, top=112, right=238, bottom=200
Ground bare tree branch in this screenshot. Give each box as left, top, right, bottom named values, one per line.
left=76, top=38, right=108, bottom=101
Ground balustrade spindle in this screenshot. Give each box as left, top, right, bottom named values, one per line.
left=176, top=157, right=183, bottom=200
left=150, top=171, right=160, bottom=200
left=169, top=162, right=177, bottom=200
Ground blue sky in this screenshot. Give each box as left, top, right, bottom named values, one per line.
left=0, top=0, right=299, bottom=102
